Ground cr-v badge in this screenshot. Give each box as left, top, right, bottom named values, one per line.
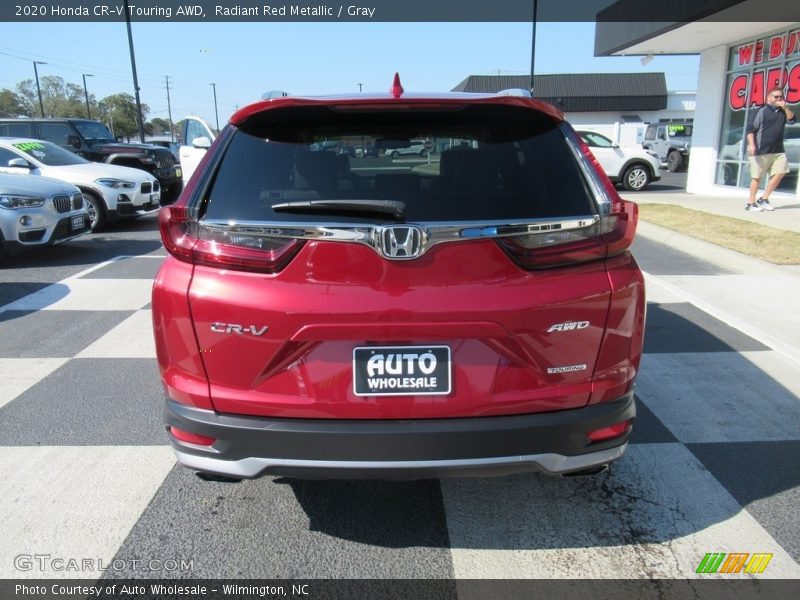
left=210, top=323, right=269, bottom=336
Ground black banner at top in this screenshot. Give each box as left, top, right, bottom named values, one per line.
left=2, top=0, right=800, bottom=23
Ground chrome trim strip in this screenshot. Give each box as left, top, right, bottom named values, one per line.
left=173, top=444, right=626, bottom=479
left=198, top=215, right=600, bottom=258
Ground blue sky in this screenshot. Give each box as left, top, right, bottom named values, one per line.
left=0, top=21, right=700, bottom=128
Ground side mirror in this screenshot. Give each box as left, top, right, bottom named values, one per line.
left=66, top=135, right=81, bottom=149
left=8, top=158, right=31, bottom=169
left=192, top=136, right=211, bottom=150
left=612, top=143, right=620, bottom=149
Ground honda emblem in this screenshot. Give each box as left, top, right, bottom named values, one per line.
left=379, top=226, right=423, bottom=259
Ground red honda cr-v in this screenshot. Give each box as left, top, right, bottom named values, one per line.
left=152, top=76, right=645, bottom=480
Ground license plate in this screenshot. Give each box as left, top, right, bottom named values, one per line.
left=175, top=167, right=182, bottom=178
left=151, top=193, right=160, bottom=203
left=353, top=345, right=451, bottom=396
left=71, top=215, right=84, bottom=230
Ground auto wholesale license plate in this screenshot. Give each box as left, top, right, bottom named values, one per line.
left=353, top=346, right=451, bottom=396
left=71, top=215, right=84, bottom=230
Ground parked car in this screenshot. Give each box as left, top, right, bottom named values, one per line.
left=385, top=139, right=431, bottom=159
left=179, top=116, right=217, bottom=184
left=0, top=172, right=89, bottom=260
left=0, top=138, right=160, bottom=231
left=577, top=130, right=661, bottom=191
left=147, top=138, right=181, bottom=163
left=0, top=118, right=182, bottom=203
left=642, top=120, right=692, bottom=172
left=154, top=77, right=644, bottom=481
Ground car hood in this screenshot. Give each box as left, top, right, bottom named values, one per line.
left=0, top=172, right=80, bottom=197
left=91, top=142, right=164, bottom=153
left=36, top=161, right=157, bottom=185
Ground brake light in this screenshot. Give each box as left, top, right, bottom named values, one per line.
left=159, top=206, right=304, bottom=273
left=498, top=127, right=637, bottom=270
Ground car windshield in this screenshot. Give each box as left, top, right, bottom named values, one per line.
left=72, top=120, right=115, bottom=141
left=203, top=104, right=596, bottom=224
left=12, top=141, right=89, bottom=166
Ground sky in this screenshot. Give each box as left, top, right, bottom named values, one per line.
left=0, top=21, right=701, bottom=130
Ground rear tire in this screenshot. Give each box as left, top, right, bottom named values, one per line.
left=82, top=191, right=107, bottom=232
left=622, top=164, right=651, bottom=191
left=667, top=150, right=683, bottom=172
left=390, top=150, right=399, bottom=159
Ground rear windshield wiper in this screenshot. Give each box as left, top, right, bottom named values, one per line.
left=271, top=199, right=405, bottom=220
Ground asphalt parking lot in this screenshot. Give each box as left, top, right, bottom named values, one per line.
left=0, top=208, right=798, bottom=585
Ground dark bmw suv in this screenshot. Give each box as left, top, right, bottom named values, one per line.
left=152, top=76, right=645, bottom=481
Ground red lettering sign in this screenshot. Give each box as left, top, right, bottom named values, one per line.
left=749, top=71, right=765, bottom=106
left=787, top=64, right=800, bottom=104
left=765, top=67, right=787, bottom=91
left=738, top=44, right=754, bottom=66
left=769, top=36, right=784, bottom=60
left=729, top=74, right=748, bottom=110
left=788, top=31, right=800, bottom=56
left=755, top=40, right=764, bottom=64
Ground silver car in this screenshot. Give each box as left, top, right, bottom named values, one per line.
left=0, top=173, right=90, bottom=260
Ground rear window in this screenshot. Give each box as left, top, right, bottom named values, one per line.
left=202, top=104, right=596, bottom=223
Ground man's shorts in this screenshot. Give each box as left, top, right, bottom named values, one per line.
left=750, top=153, right=790, bottom=179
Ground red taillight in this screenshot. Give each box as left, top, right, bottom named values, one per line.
left=169, top=426, right=216, bottom=446
left=587, top=420, right=631, bottom=443
left=159, top=206, right=305, bottom=273
left=498, top=128, right=638, bottom=271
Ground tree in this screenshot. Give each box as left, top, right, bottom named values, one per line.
left=0, top=88, right=27, bottom=117
left=148, top=117, right=172, bottom=135
left=97, top=93, right=149, bottom=140
left=15, top=75, right=98, bottom=118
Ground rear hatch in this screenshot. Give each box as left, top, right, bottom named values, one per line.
left=167, top=100, right=634, bottom=419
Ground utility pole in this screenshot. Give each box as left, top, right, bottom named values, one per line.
left=123, top=0, right=146, bottom=143
left=357, top=83, right=363, bottom=92
left=530, top=0, right=538, bottom=94
left=33, top=61, right=46, bottom=117
left=82, top=74, right=94, bottom=119
left=165, top=75, right=175, bottom=142
left=210, top=83, right=219, bottom=133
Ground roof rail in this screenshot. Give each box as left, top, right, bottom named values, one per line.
left=496, top=88, right=532, bottom=98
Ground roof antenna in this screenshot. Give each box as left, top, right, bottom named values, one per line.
left=390, top=73, right=404, bottom=98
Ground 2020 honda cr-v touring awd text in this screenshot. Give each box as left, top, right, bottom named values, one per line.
left=152, top=76, right=645, bottom=481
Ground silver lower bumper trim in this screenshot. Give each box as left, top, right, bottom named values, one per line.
left=172, top=443, right=627, bottom=479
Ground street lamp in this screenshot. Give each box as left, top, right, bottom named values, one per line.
left=82, top=74, right=94, bottom=119
left=210, top=83, right=220, bottom=133
left=33, top=61, right=46, bottom=117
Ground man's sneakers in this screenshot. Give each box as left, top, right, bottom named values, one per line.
left=746, top=198, right=775, bottom=212
left=757, top=198, right=775, bottom=211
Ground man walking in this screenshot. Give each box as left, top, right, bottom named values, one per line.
left=746, top=87, right=796, bottom=211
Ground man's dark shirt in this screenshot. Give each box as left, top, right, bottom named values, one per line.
left=747, top=104, right=797, bottom=155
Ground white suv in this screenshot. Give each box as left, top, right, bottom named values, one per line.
left=577, top=131, right=661, bottom=191
left=0, top=138, right=160, bottom=231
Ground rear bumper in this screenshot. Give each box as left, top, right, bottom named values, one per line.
left=165, top=392, right=635, bottom=479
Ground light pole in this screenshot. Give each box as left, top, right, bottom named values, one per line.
left=33, top=61, right=46, bottom=117
left=210, top=83, right=219, bottom=133
left=123, top=0, right=146, bottom=143
left=82, top=74, right=94, bottom=119
left=357, top=83, right=363, bottom=92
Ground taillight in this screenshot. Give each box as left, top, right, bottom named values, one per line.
left=498, top=127, right=638, bottom=270
left=159, top=206, right=304, bottom=273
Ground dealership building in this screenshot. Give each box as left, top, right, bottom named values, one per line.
left=595, top=0, right=800, bottom=198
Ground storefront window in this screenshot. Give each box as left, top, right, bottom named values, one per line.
left=718, top=28, right=800, bottom=192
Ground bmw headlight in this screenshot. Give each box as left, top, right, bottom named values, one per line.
left=0, top=194, right=46, bottom=209
left=95, top=178, right=136, bottom=189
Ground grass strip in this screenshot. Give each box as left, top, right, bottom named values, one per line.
left=637, top=203, right=800, bottom=265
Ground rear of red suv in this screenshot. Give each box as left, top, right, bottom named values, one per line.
left=152, top=81, right=645, bottom=480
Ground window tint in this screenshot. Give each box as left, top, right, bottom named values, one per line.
left=72, top=120, right=114, bottom=141
left=185, top=120, right=211, bottom=145
left=0, top=123, right=33, bottom=137
left=0, top=147, right=21, bottom=166
left=203, top=105, right=595, bottom=224
left=11, top=140, right=88, bottom=166
left=581, top=132, right=613, bottom=148
left=39, top=122, right=74, bottom=146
